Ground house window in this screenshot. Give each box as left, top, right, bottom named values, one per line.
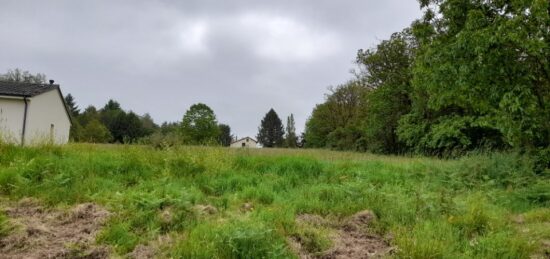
left=242, top=143, right=246, bottom=147
left=246, top=138, right=249, bottom=142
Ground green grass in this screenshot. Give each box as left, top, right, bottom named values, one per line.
left=0, top=143, right=548, bottom=258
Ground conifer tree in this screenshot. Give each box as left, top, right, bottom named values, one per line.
left=257, top=109, right=285, bottom=148
left=285, top=114, right=297, bottom=148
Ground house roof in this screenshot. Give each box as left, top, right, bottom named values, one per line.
left=0, top=80, right=73, bottom=124
left=231, top=137, right=257, bottom=144
left=0, top=81, right=60, bottom=97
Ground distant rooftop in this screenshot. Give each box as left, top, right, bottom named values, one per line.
left=0, top=80, right=59, bottom=97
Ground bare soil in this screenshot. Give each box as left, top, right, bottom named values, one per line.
left=292, top=210, right=394, bottom=259
left=0, top=198, right=110, bottom=259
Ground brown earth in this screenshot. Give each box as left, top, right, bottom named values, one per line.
left=0, top=198, right=110, bottom=259
left=292, top=210, right=394, bottom=259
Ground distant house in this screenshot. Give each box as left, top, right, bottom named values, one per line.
left=230, top=137, right=258, bottom=148
left=0, top=80, right=72, bottom=145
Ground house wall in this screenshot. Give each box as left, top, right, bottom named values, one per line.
left=0, top=96, right=25, bottom=144
left=230, top=137, right=258, bottom=148
left=25, top=89, right=71, bottom=145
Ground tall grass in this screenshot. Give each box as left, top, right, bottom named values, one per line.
left=0, top=143, right=548, bottom=257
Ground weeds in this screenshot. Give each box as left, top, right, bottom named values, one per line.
left=0, top=144, right=548, bottom=257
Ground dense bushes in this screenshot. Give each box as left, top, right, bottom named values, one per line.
left=304, top=0, right=550, bottom=158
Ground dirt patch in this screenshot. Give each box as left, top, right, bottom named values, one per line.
left=128, top=244, right=156, bottom=259
left=127, top=233, right=175, bottom=259
left=194, top=204, right=218, bottom=215
left=0, top=198, right=110, bottom=259
left=296, top=214, right=329, bottom=227
left=292, top=210, right=393, bottom=259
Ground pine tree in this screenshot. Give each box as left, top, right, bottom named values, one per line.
left=285, top=114, right=297, bottom=148
left=64, top=94, right=80, bottom=117
left=257, top=109, right=285, bottom=148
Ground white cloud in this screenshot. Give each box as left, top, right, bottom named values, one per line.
left=178, top=20, right=209, bottom=54
left=238, top=13, right=341, bottom=62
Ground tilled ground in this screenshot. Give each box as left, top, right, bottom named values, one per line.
left=0, top=198, right=110, bottom=259
left=291, top=210, right=394, bottom=259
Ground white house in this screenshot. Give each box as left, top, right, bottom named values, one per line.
left=230, top=137, right=259, bottom=148
left=0, top=80, right=72, bottom=145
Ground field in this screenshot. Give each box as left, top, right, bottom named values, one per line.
left=0, top=144, right=549, bottom=258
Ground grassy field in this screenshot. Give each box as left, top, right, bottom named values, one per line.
left=0, top=143, right=549, bottom=258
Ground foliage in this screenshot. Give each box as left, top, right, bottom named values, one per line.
left=218, top=124, right=233, bottom=147
left=398, top=0, right=550, bottom=155
left=66, top=99, right=155, bottom=144
left=64, top=94, right=80, bottom=117
left=304, top=81, right=367, bottom=150
left=257, top=109, right=285, bottom=148
left=81, top=119, right=112, bottom=143
left=284, top=114, right=298, bottom=148
left=356, top=30, right=416, bottom=154
left=305, top=0, right=549, bottom=157
left=181, top=103, right=221, bottom=145
left=109, top=111, right=147, bottom=143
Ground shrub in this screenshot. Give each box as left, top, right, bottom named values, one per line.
left=170, top=220, right=292, bottom=258
left=0, top=168, right=25, bottom=195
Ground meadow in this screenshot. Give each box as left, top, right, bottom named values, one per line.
left=0, top=143, right=549, bottom=258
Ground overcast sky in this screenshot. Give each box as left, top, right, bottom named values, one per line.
left=0, top=0, right=422, bottom=138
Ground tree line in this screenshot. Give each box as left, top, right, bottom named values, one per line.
left=304, top=0, right=549, bottom=160
left=65, top=98, right=238, bottom=147
left=1, top=69, right=300, bottom=148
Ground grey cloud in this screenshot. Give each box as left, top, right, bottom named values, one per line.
left=0, top=0, right=421, bottom=137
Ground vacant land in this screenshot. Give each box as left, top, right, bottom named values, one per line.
left=0, top=144, right=548, bottom=258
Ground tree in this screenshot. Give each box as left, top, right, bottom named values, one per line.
left=181, top=103, right=220, bottom=144
left=108, top=111, right=147, bottom=143
left=356, top=30, right=416, bottom=154
left=304, top=81, right=367, bottom=150
left=140, top=113, right=158, bottom=136
left=0, top=68, right=46, bottom=84
left=160, top=122, right=180, bottom=135
left=398, top=0, right=550, bottom=155
left=64, top=94, right=80, bottom=117
left=218, top=124, right=233, bottom=147
left=81, top=119, right=112, bottom=143
left=100, top=100, right=124, bottom=139
left=257, top=109, right=285, bottom=148
left=285, top=114, right=297, bottom=148
left=79, top=106, right=101, bottom=127
left=64, top=93, right=82, bottom=141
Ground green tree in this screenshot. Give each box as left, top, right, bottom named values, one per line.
left=356, top=30, right=416, bottom=154
left=398, top=0, right=550, bottom=155
left=257, top=109, right=285, bottom=148
left=81, top=119, right=112, bottom=143
left=284, top=114, right=297, bottom=148
left=64, top=94, right=80, bottom=117
left=218, top=124, right=233, bottom=147
left=111, top=112, right=146, bottom=143
left=140, top=113, right=158, bottom=136
left=304, top=81, right=367, bottom=150
left=64, top=93, right=82, bottom=141
left=100, top=100, right=124, bottom=140
left=79, top=106, right=100, bottom=127
left=0, top=68, right=46, bottom=84
left=181, top=103, right=220, bottom=144
left=304, top=103, right=332, bottom=148
left=160, top=122, right=180, bottom=135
